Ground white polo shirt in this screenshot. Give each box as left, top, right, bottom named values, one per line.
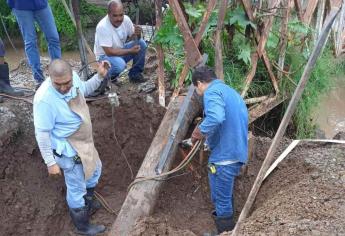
left=94, top=15, right=135, bottom=60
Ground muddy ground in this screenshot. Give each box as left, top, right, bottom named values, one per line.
left=1, top=58, right=345, bottom=236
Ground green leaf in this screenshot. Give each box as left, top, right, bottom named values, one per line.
left=237, top=42, right=251, bottom=65
left=226, top=7, right=256, bottom=30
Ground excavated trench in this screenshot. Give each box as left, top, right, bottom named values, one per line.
left=1, top=61, right=344, bottom=236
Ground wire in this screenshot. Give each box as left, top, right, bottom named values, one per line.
left=111, top=105, right=135, bottom=179
left=127, top=139, right=203, bottom=191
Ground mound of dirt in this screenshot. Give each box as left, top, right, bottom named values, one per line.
left=132, top=137, right=345, bottom=236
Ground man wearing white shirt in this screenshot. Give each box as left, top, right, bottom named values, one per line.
left=94, top=0, right=147, bottom=83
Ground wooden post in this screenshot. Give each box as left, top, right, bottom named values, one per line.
left=257, top=0, right=282, bottom=57
left=109, top=91, right=201, bottom=236
left=335, top=0, right=345, bottom=56
left=171, top=0, right=217, bottom=99
left=277, top=0, right=292, bottom=79
left=315, top=0, right=326, bottom=42
left=71, top=0, right=89, bottom=80
left=62, top=0, right=94, bottom=58
left=215, top=0, right=229, bottom=80
left=294, top=0, right=304, bottom=21
left=231, top=8, right=340, bottom=235
left=168, top=0, right=203, bottom=67
left=155, top=0, right=165, bottom=107
left=302, top=0, right=319, bottom=25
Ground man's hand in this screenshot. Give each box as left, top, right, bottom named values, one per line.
left=134, top=25, right=142, bottom=37
left=97, top=60, right=111, bottom=79
left=48, top=164, right=61, bottom=176
left=130, top=45, right=141, bottom=54
left=191, top=126, right=204, bottom=145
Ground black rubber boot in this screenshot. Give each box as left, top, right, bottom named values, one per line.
left=0, top=62, right=24, bottom=96
left=84, top=188, right=102, bottom=216
left=0, top=96, right=3, bottom=103
left=69, top=206, right=106, bottom=235
left=215, top=216, right=235, bottom=234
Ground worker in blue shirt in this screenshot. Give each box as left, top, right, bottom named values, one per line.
left=191, top=66, right=248, bottom=234
left=7, top=0, right=61, bottom=90
left=34, top=59, right=110, bottom=235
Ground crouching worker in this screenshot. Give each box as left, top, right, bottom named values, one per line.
left=191, top=66, right=248, bottom=234
left=33, top=59, right=110, bottom=235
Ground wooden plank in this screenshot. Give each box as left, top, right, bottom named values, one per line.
left=248, top=96, right=287, bottom=123
left=232, top=8, right=340, bottom=235
left=171, top=0, right=217, bottom=99
left=109, top=89, right=201, bottom=236
left=302, top=0, right=319, bottom=25
left=278, top=0, right=292, bottom=79
left=155, top=0, right=165, bottom=107
left=168, top=0, right=203, bottom=67
left=215, top=0, right=229, bottom=80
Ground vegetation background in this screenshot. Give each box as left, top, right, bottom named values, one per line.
left=0, top=0, right=343, bottom=138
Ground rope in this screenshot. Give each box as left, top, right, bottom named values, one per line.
left=127, top=139, right=203, bottom=191
left=111, top=105, right=135, bottom=179
left=94, top=191, right=118, bottom=215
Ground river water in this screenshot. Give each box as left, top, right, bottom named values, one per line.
left=313, top=76, right=345, bottom=138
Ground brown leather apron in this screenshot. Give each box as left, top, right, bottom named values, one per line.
left=67, top=89, right=100, bottom=180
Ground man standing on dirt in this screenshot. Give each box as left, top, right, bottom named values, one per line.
left=0, top=38, right=24, bottom=102
left=94, top=0, right=147, bottom=84
left=33, top=59, right=110, bottom=235
left=7, top=0, right=61, bottom=90
left=191, top=66, right=248, bottom=234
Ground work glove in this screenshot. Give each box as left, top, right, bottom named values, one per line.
left=191, top=126, right=204, bottom=145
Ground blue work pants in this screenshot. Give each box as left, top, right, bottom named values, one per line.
left=12, top=5, right=61, bottom=82
left=55, top=154, right=102, bottom=209
left=99, top=39, right=147, bottom=79
left=208, top=162, right=242, bottom=218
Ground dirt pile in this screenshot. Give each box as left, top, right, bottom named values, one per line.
left=131, top=137, right=345, bottom=235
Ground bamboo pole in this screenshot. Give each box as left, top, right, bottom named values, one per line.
left=171, top=0, right=217, bottom=99
left=155, top=0, right=165, bottom=107
left=215, top=0, right=229, bottom=80
left=231, top=8, right=340, bottom=235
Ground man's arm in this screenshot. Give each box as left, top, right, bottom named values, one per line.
left=102, top=46, right=139, bottom=57
left=199, top=91, right=226, bottom=136
left=81, top=61, right=110, bottom=97
left=33, top=101, right=61, bottom=175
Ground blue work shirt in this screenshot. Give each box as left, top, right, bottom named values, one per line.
left=7, top=0, right=47, bottom=10
left=33, top=72, right=91, bottom=158
left=199, top=79, right=248, bottom=164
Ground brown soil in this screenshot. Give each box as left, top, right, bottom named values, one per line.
left=1, top=57, right=345, bottom=236
left=131, top=137, right=345, bottom=236
left=0, top=55, right=166, bottom=236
